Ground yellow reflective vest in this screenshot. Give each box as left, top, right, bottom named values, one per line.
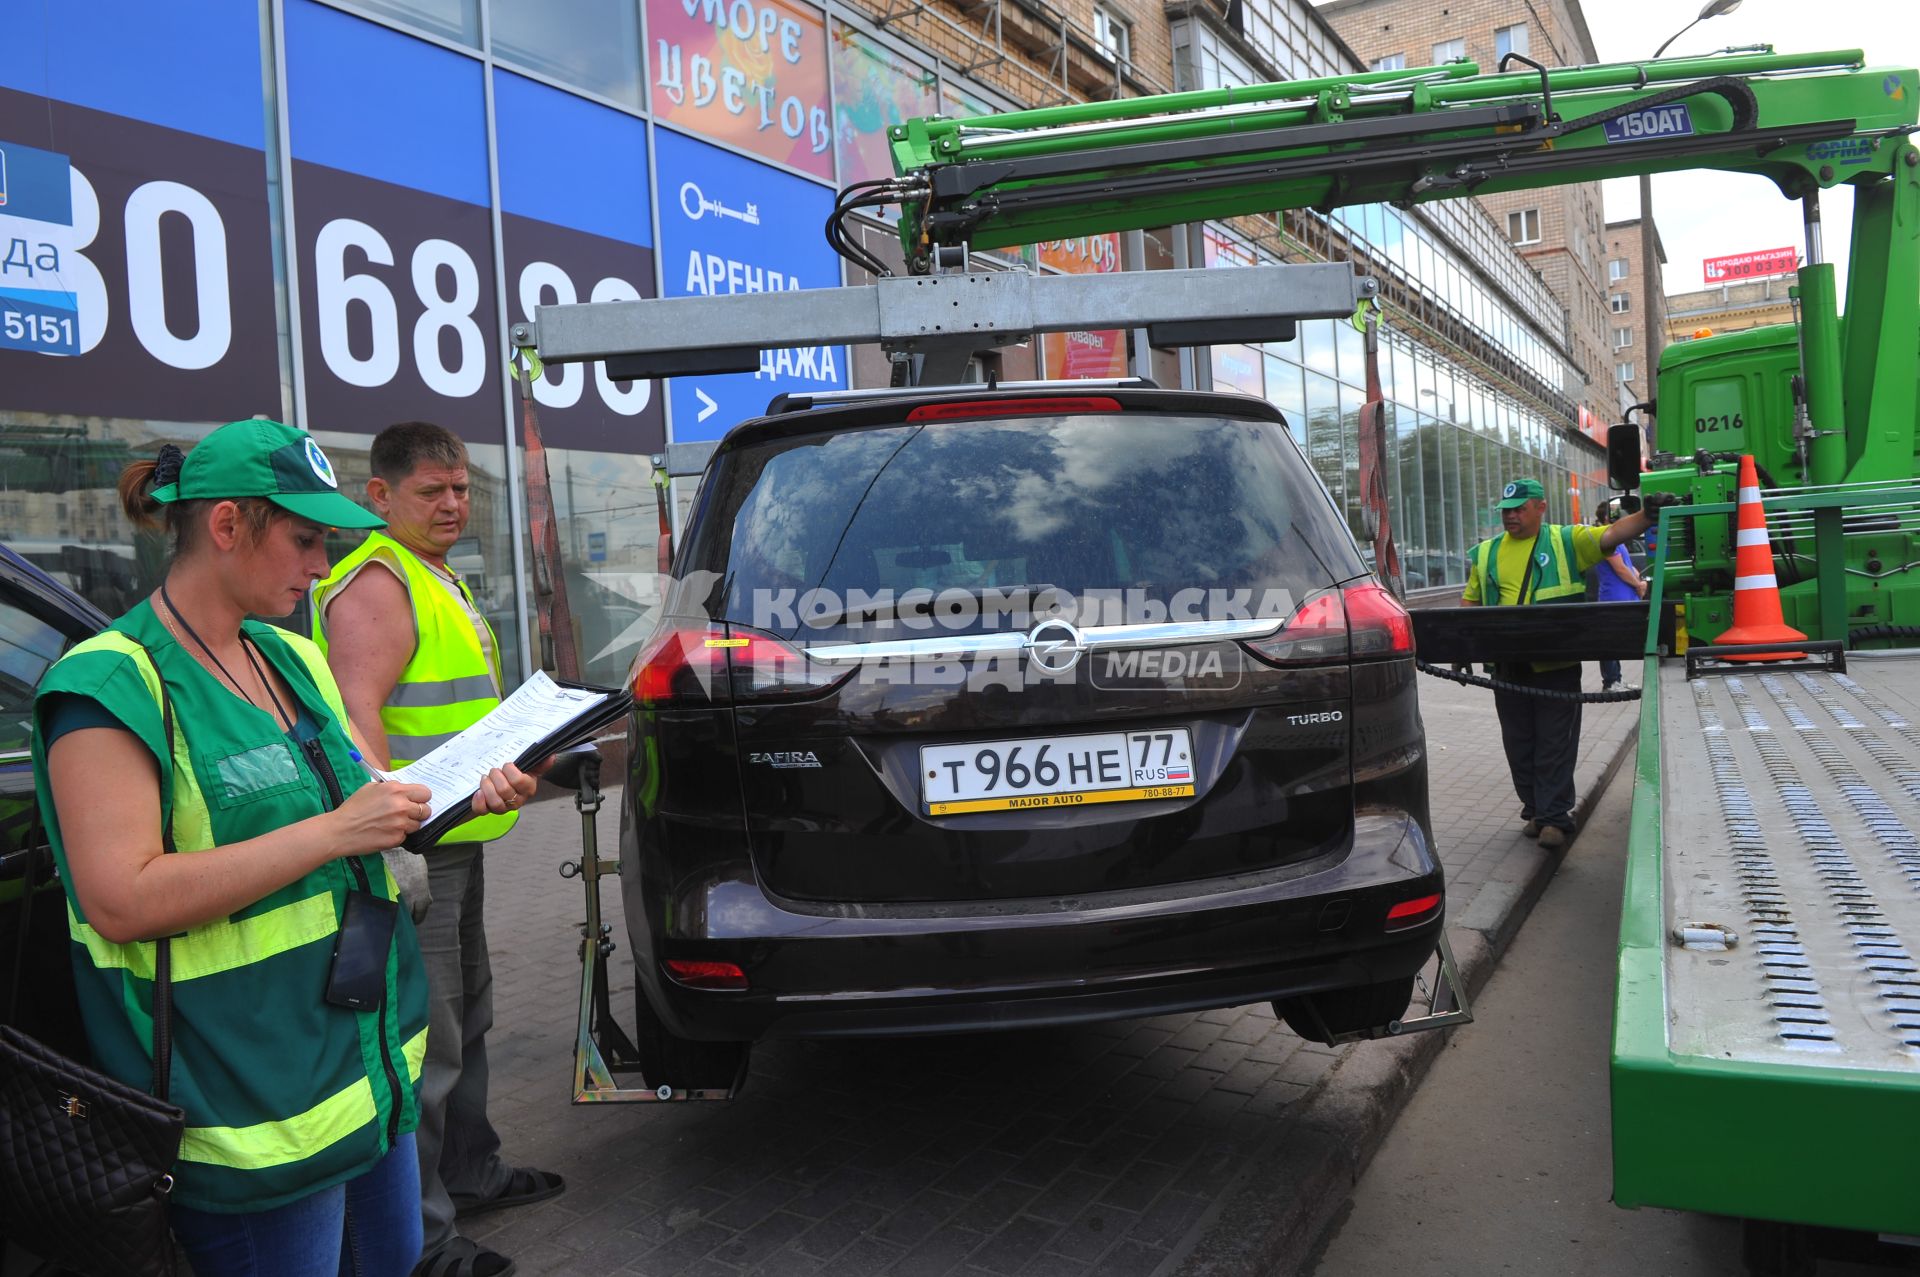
left=311, top=532, right=517, bottom=845
left=1465, top=524, right=1591, bottom=672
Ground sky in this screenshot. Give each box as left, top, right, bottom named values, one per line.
left=1315, top=0, right=1920, bottom=297
left=1580, top=0, right=1917, bottom=298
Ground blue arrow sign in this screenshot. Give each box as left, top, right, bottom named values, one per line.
left=655, top=128, right=846, bottom=443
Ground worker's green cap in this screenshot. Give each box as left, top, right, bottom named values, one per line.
left=151, top=420, right=383, bottom=529
left=1496, top=478, right=1546, bottom=510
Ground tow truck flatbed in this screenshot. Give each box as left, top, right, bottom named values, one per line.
left=1613, top=651, right=1920, bottom=1233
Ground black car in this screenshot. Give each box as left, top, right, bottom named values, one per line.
left=0, top=542, right=111, bottom=1062
left=619, top=385, right=1441, bottom=1085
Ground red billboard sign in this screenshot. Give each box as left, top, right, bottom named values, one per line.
left=1703, top=247, right=1797, bottom=284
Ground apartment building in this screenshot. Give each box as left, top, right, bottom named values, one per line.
left=1318, top=0, right=1618, bottom=430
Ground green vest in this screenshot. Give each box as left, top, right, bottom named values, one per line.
left=1467, top=524, right=1586, bottom=672
left=310, top=532, right=516, bottom=845
left=31, top=604, right=428, bottom=1213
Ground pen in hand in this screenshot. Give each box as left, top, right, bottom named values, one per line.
left=348, top=749, right=390, bottom=785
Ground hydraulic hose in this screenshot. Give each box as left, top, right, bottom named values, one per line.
left=1415, top=659, right=1642, bottom=703
left=1849, top=625, right=1920, bottom=647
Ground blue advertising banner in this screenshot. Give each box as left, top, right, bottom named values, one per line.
left=654, top=127, right=845, bottom=442
left=286, top=0, right=502, bottom=442
left=0, top=0, right=281, bottom=418
left=494, top=70, right=663, bottom=456
left=0, top=140, right=78, bottom=354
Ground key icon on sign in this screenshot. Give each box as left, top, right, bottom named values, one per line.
left=680, top=181, right=763, bottom=226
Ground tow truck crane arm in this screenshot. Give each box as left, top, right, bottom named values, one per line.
left=880, top=48, right=1916, bottom=265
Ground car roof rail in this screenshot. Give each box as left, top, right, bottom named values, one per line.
left=765, top=377, right=1160, bottom=415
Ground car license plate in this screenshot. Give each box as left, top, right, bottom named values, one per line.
left=922, top=729, right=1196, bottom=816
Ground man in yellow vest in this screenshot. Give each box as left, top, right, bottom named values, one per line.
left=313, top=422, right=561, bottom=1277
left=1462, top=477, right=1667, bottom=851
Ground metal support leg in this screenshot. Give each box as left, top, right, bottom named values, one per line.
left=563, top=772, right=739, bottom=1102
left=1386, top=929, right=1474, bottom=1037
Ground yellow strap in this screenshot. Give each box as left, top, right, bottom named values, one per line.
left=69, top=893, right=337, bottom=984
left=180, top=1076, right=376, bottom=1170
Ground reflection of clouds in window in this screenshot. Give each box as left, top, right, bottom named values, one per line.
left=713, top=415, right=1362, bottom=629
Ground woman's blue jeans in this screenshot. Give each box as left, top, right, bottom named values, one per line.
left=170, top=1134, right=422, bottom=1277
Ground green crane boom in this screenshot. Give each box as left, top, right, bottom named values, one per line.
left=887, top=49, right=1913, bottom=262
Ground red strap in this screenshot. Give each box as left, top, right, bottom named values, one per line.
left=517, top=369, right=582, bottom=683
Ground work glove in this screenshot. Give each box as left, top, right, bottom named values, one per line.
left=382, top=848, right=433, bottom=923
left=541, top=746, right=604, bottom=792
left=1620, top=490, right=1682, bottom=516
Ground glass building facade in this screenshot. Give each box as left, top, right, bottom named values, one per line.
left=0, top=0, right=1602, bottom=694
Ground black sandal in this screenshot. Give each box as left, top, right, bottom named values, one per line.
left=450, top=1166, right=566, bottom=1219
left=412, top=1236, right=517, bottom=1277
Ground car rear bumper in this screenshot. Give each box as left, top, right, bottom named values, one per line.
left=625, top=809, right=1442, bottom=1041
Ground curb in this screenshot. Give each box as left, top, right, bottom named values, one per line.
left=1170, top=713, right=1641, bottom=1277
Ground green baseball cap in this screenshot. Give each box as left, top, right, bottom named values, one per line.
left=1496, top=478, right=1546, bottom=510
left=151, top=420, right=384, bottom=529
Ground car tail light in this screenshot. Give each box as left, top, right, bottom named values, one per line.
left=664, top=959, right=749, bottom=990
left=1385, top=892, right=1442, bottom=932
left=1344, top=581, right=1415, bottom=659
left=906, top=396, right=1122, bottom=421
left=1243, top=588, right=1347, bottom=666
left=1242, top=582, right=1415, bottom=667
left=630, top=622, right=853, bottom=708
left=632, top=623, right=730, bottom=708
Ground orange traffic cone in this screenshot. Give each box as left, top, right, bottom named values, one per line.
left=1715, top=454, right=1806, bottom=661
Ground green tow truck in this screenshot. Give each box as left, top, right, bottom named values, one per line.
left=525, top=39, right=1920, bottom=1263
left=877, top=44, right=1920, bottom=1265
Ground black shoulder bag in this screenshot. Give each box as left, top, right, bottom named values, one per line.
left=0, top=683, right=185, bottom=1277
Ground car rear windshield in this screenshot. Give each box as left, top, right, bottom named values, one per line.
left=684, top=412, right=1367, bottom=640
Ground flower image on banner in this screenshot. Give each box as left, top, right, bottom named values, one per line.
left=1039, top=235, right=1127, bottom=380
left=830, top=22, right=936, bottom=192
left=648, top=0, right=832, bottom=179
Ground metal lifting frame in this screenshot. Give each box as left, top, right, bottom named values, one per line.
left=517, top=260, right=1375, bottom=386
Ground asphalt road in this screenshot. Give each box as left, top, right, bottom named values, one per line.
left=1308, top=761, right=1742, bottom=1276
left=1305, top=764, right=1918, bottom=1277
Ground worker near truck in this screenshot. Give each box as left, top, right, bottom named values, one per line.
left=1462, top=478, right=1670, bottom=850
left=1590, top=504, right=1649, bottom=692
left=312, top=422, right=560, bottom=1277
left=33, top=421, right=533, bottom=1276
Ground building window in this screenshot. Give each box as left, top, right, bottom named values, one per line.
left=1372, top=53, right=1407, bottom=71
left=1613, top=326, right=1634, bottom=350
left=489, top=0, right=644, bottom=107
left=1506, top=209, right=1540, bottom=245
left=1618, top=362, right=1636, bottom=382
left=1495, top=23, right=1530, bottom=61
left=1610, top=292, right=1631, bottom=313
left=1093, top=5, right=1132, bottom=63
left=355, top=0, right=480, bottom=45
left=1608, top=258, right=1630, bottom=282
left=1432, top=38, right=1466, bottom=63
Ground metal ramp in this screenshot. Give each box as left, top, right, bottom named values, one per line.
left=1614, top=650, right=1920, bottom=1234
left=1662, top=654, right=1920, bottom=1071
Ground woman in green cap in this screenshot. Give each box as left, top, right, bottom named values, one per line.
left=32, top=420, right=536, bottom=1277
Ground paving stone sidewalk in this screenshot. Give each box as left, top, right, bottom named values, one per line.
left=469, top=668, right=1639, bottom=1276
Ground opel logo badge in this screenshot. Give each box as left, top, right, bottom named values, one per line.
left=1026, top=618, right=1087, bottom=675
